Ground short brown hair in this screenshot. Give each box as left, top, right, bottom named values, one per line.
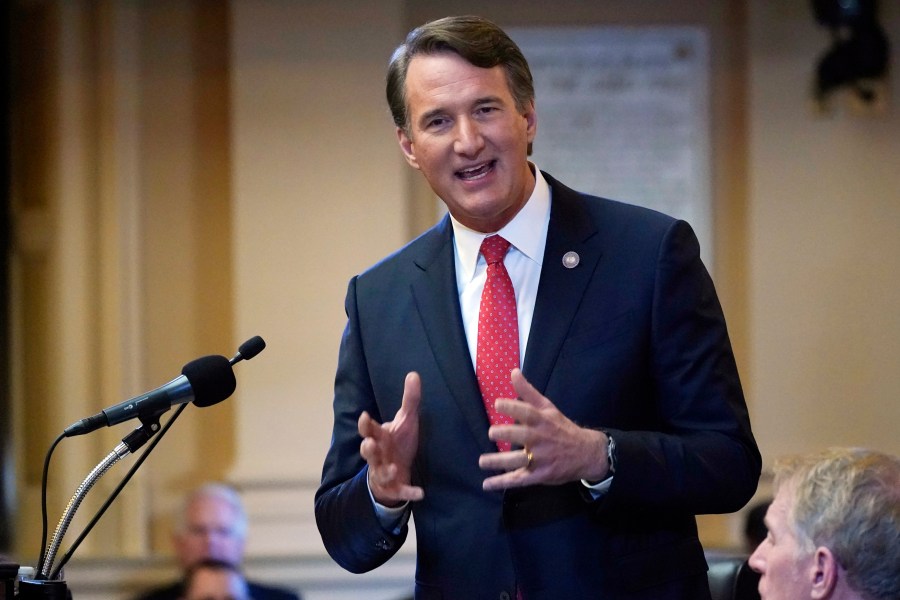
left=386, top=15, right=535, bottom=137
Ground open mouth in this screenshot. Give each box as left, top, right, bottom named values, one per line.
left=456, top=160, right=496, bottom=181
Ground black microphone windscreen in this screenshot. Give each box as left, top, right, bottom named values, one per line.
left=238, top=335, right=266, bottom=360
left=182, top=355, right=236, bottom=407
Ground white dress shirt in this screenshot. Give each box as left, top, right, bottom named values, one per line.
left=451, top=167, right=551, bottom=369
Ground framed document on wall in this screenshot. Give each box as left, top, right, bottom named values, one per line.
left=508, top=26, right=714, bottom=269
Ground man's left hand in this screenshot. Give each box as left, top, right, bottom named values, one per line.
left=479, top=368, right=611, bottom=490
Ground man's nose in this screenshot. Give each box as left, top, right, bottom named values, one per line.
left=747, top=542, right=766, bottom=574
left=454, top=117, right=485, bottom=156
left=199, top=529, right=229, bottom=546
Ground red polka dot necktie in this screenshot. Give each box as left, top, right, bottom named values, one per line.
left=476, top=235, right=519, bottom=452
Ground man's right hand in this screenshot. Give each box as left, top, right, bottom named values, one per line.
left=358, top=371, right=424, bottom=507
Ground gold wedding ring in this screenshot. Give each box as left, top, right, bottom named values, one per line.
left=525, top=449, right=534, bottom=470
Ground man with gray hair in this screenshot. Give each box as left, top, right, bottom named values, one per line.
left=748, top=447, right=900, bottom=600
left=134, top=483, right=300, bottom=600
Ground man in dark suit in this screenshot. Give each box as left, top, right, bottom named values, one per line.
left=134, top=484, right=300, bottom=600
left=315, top=15, right=761, bottom=599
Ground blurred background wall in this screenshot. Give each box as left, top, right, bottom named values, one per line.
left=3, top=1, right=898, bottom=598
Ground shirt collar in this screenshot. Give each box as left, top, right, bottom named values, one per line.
left=451, top=165, right=551, bottom=284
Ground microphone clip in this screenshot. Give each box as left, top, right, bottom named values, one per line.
left=120, top=409, right=167, bottom=453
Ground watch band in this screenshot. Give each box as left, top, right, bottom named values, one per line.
left=606, top=434, right=617, bottom=475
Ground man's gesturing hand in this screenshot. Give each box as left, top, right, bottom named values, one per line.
left=358, top=371, right=424, bottom=506
left=479, top=369, right=611, bottom=491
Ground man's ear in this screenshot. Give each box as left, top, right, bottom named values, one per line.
left=523, top=100, right=537, bottom=144
left=396, top=127, right=420, bottom=170
left=810, top=546, right=839, bottom=599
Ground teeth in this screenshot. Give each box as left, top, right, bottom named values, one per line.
left=458, top=162, right=491, bottom=180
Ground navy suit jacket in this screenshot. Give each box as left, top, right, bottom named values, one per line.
left=315, top=173, right=761, bottom=599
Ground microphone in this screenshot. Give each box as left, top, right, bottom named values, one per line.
left=63, top=354, right=236, bottom=437
left=229, top=335, right=266, bottom=365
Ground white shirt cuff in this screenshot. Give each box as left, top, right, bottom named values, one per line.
left=581, top=474, right=613, bottom=500
left=367, top=472, right=411, bottom=534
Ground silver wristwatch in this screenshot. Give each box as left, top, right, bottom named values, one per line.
left=606, top=434, right=617, bottom=475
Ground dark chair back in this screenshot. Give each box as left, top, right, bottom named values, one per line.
left=706, top=552, right=761, bottom=600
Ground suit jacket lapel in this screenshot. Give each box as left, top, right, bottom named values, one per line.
left=410, top=216, right=496, bottom=453
left=524, top=174, right=602, bottom=395
left=408, top=177, right=604, bottom=451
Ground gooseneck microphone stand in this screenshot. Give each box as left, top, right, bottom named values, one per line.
left=13, top=337, right=265, bottom=599
left=19, top=410, right=170, bottom=600
left=40, top=442, right=130, bottom=578
left=39, top=410, right=165, bottom=580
